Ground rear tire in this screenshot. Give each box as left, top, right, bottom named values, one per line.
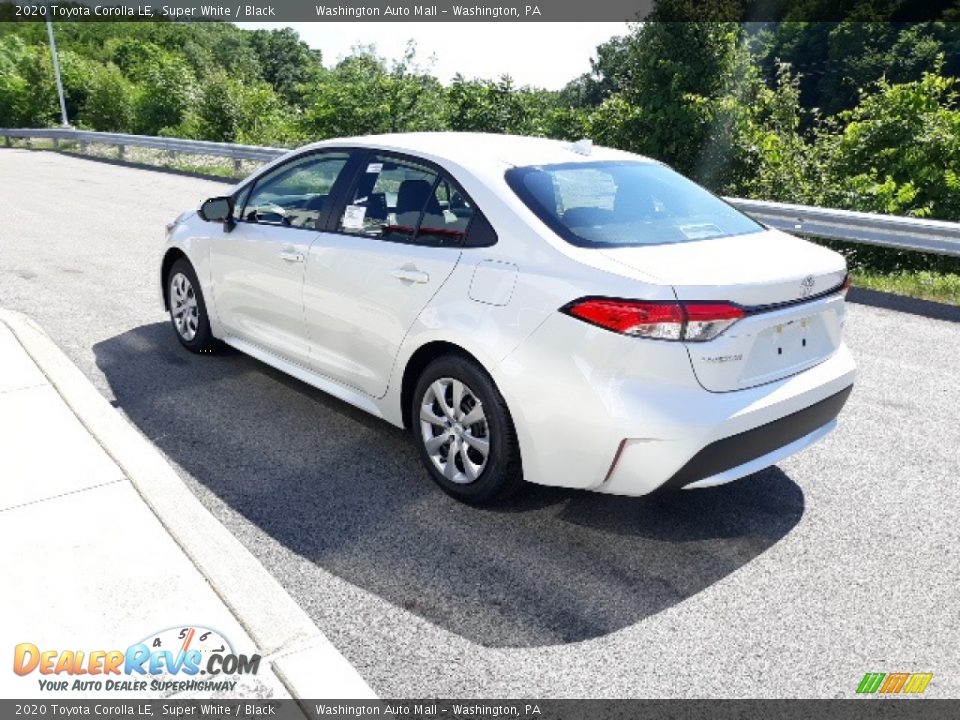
left=411, top=355, right=524, bottom=504
left=167, top=258, right=218, bottom=354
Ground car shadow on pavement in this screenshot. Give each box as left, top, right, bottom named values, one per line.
left=94, top=322, right=805, bottom=649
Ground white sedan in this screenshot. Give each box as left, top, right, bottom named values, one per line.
left=161, top=133, right=856, bottom=503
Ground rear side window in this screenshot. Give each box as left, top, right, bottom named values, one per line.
left=337, top=154, right=477, bottom=247
left=338, top=155, right=439, bottom=243
left=506, top=161, right=762, bottom=248
left=416, top=177, right=475, bottom=246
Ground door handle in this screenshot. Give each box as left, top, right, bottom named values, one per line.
left=279, top=250, right=305, bottom=263
left=391, top=267, right=430, bottom=284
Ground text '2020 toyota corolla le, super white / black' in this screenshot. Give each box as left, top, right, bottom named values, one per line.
left=161, top=133, right=856, bottom=504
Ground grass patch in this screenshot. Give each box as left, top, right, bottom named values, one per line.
left=851, top=270, right=960, bottom=306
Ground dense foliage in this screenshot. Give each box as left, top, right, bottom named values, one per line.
left=1, top=17, right=959, bottom=274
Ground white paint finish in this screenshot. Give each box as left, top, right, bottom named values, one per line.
left=600, top=228, right=846, bottom=303
left=166, top=132, right=857, bottom=496
left=302, top=233, right=462, bottom=397
left=208, top=222, right=316, bottom=367
left=468, top=260, right=519, bottom=306
left=688, top=293, right=848, bottom=393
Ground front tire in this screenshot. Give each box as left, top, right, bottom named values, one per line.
left=167, top=258, right=218, bottom=353
left=411, top=355, right=523, bottom=504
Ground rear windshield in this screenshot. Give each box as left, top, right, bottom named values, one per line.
left=505, top=161, right=763, bottom=248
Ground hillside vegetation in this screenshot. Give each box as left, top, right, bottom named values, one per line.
left=2, top=15, right=959, bottom=286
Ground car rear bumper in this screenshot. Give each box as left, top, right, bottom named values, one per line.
left=499, top=310, right=857, bottom=496
left=657, top=384, right=852, bottom=492
left=598, top=347, right=856, bottom=496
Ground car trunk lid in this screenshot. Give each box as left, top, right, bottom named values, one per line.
left=600, top=229, right=848, bottom=392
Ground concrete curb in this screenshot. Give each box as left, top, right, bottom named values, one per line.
left=0, top=309, right=376, bottom=702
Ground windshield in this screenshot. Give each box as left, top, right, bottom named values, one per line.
left=505, top=161, right=763, bottom=248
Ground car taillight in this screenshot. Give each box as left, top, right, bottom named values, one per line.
left=562, top=298, right=744, bottom=342
left=565, top=299, right=685, bottom=339
left=683, top=302, right=746, bottom=341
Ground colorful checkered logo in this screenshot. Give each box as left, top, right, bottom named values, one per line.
left=857, top=672, right=933, bottom=694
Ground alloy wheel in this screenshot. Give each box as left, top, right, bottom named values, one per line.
left=419, top=377, right=490, bottom=484
left=170, top=272, right=199, bottom=342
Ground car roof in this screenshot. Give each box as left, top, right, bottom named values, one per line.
left=300, top=132, right=656, bottom=173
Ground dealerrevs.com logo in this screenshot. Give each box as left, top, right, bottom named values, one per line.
left=13, top=626, right=261, bottom=693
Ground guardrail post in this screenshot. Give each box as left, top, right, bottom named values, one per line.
left=3, top=135, right=10, bottom=148
left=53, top=137, right=59, bottom=150
left=80, top=140, right=88, bottom=154
left=118, top=144, right=125, bottom=160
left=233, top=158, right=242, bottom=173
left=167, top=150, right=177, bottom=164
left=24, top=137, right=32, bottom=149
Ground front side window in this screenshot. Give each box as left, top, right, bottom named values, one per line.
left=506, top=161, right=763, bottom=248
left=240, top=152, right=351, bottom=230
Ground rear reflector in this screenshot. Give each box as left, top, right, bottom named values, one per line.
left=563, top=299, right=744, bottom=342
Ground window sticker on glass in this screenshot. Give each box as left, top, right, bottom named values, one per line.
left=679, top=223, right=723, bottom=240
left=366, top=163, right=383, bottom=174
left=342, top=204, right=367, bottom=229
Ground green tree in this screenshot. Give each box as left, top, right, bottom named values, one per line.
left=756, top=21, right=959, bottom=117
left=558, top=35, right=630, bottom=108
left=108, top=37, right=166, bottom=81
left=0, top=37, right=58, bottom=126
left=81, top=63, right=136, bottom=132
left=743, top=64, right=825, bottom=204
left=193, top=70, right=244, bottom=141
left=300, top=43, right=444, bottom=138
left=182, top=70, right=298, bottom=145
left=249, top=27, right=322, bottom=106
left=584, top=21, right=764, bottom=191
left=58, top=49, right=102, bottom=123
left=134, top=54, right=197, bottom=135
left=820, top=70, right=960, bottom=220
left=445, top=75, right=540, bottom=134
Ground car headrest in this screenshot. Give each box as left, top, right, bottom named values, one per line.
left=397, top=179, right=440, bottom=215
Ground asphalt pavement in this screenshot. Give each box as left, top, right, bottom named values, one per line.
left=2, top=149, right=958, bottom=698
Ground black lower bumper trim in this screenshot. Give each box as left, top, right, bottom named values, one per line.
left=660, top=384, right=854, bottom=492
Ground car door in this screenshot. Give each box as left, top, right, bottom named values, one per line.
left=209, top=150, right=355, bottom=367
left=302, top=152, right=472, bottom=397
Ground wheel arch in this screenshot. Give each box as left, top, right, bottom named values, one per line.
left=160, top=247, right=190, bottom=310
left=399, top=340, right=487, bottom=430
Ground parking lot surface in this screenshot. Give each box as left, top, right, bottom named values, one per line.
left=2, top=150, right=958, bottom=697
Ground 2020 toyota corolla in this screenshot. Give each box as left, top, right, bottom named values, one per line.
left=161, top=133, right=856, bottom=504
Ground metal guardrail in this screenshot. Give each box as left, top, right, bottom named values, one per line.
left=728, top=198, right=960, bottom=258
left=0, top=127, right=286, bottom=166
left=3, top=127, right=959, bottom=257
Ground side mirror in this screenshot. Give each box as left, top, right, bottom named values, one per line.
left=198, top=196, right=234, bottom=227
